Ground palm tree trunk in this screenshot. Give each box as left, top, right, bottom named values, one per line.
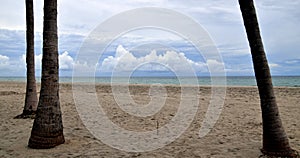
left=24, top=0, right=38, bottom=115
left=28, top=0, right=65, bottom=149
left=15, top=0, right=38, bottom=119
left=238, top=0, right=298, bottom=157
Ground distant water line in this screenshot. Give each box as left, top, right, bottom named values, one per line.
left=0, top=76, right=299, bottom=87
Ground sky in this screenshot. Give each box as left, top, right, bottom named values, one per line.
left=0, top=0, right=299, bottom=77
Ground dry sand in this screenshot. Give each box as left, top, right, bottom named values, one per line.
left=0, top=82, right=299, bottom=157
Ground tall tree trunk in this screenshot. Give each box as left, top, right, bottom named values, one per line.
left=238, top=0, right=298, bottom=157
left=15, top=0, right=38, bottom=119
left=28, top=0, right=65, bottom=149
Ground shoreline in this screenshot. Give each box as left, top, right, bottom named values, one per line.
left=1, top=76, right=300, bottom=88
left=1, top=81, right=299, bottom=89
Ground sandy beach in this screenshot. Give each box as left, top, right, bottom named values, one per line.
left=0, top=82, right=299, bottom=157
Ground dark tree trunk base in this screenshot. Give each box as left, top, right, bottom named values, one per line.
left=261, top=148, right=299, bottom=158
left=14, top=110, right=36, bottom=119
left=28, top=132, right=65, bottom=149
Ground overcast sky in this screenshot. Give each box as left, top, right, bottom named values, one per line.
left=0, top=0, right=299, bottom=76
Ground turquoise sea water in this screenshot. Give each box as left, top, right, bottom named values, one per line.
left=0, top=76, right=300, bottom=87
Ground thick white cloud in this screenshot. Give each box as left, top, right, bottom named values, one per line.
left=0, top=55, right=9, bottom=62
left=206, top=59, right=226, bottom=74
left=269, top=63, right=279, bottom=68
left=59, top=51, right=74, bottom=70
left=0, top=55, right=10, bottom=69
left=21, top=51, right=74, bottom=70
left=0, top=54, right=28, bottom=75
left=99, top=45, right=225, bottom=74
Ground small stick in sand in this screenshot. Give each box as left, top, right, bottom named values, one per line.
left=156, top=120, right=159, bottom=135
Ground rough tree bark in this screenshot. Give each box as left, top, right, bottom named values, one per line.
left=238, top=0, right=298, bottom=157
left=15, top=0, right=38, bottom=119
left=28, top=0, right=65, bottom=149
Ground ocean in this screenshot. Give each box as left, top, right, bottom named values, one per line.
left=0, top=76, right=300, bottom=87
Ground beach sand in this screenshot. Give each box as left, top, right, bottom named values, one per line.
left=0, top=82, right=299, bottom=157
